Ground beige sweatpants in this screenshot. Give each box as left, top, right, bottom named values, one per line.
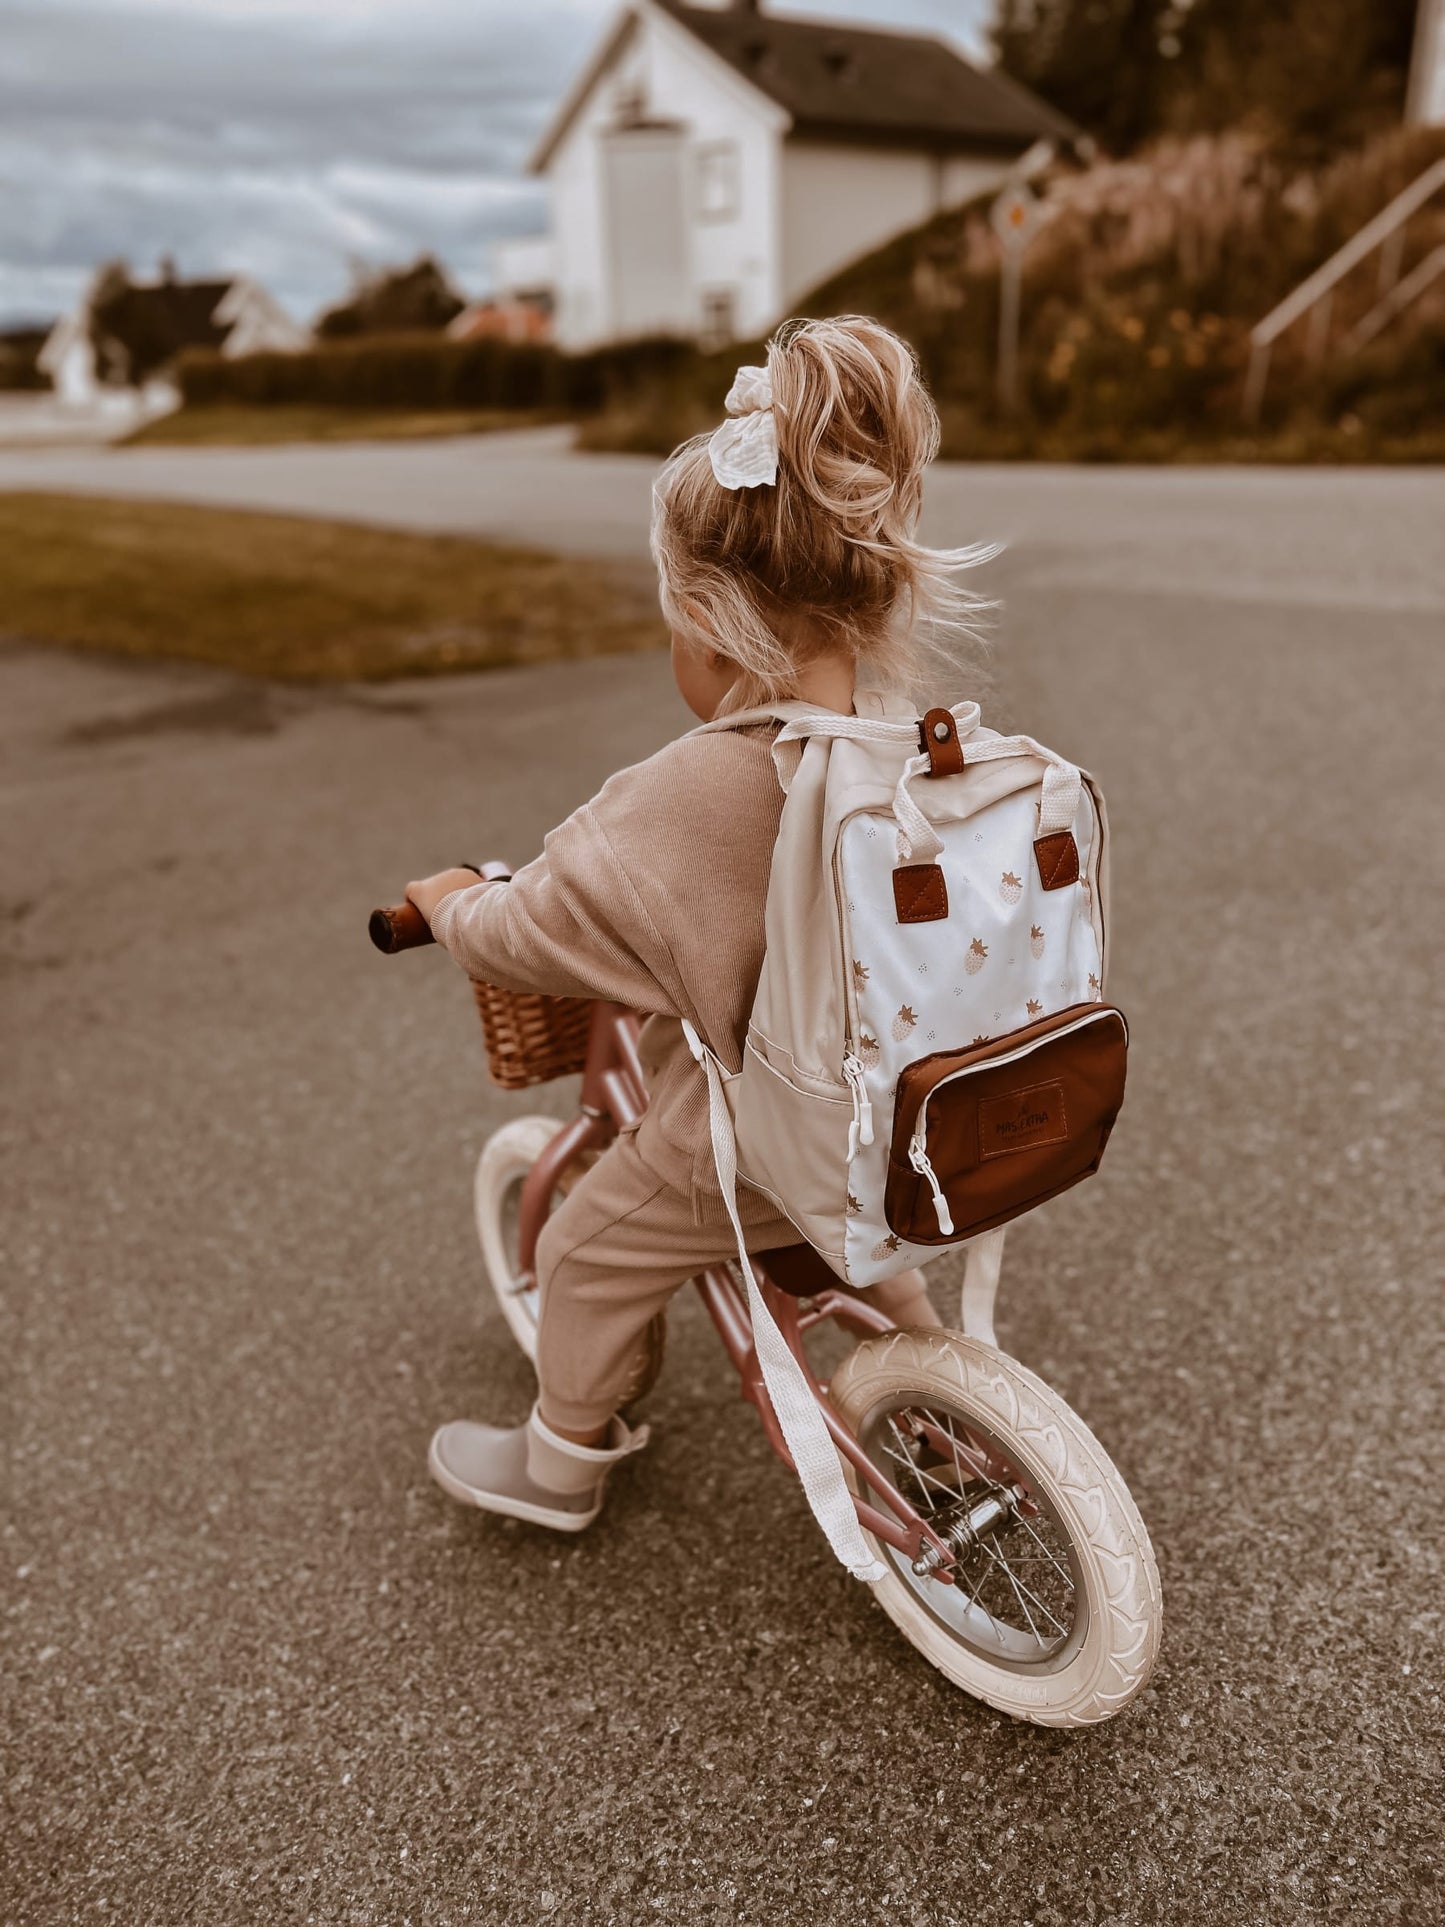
left=535, top=1130, right=936, bottom=1433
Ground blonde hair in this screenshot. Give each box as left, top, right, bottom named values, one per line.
left=651, top=314, right=994, bottom=714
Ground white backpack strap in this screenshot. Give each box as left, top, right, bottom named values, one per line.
left=680, top=1019, right=886, bottom=1584
left=952, top=731, right=1082, bottom=837
left=769, top=703, right=1080, bottom=857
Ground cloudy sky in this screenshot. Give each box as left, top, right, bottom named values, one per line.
left=0, top=0, right=994, bottom=327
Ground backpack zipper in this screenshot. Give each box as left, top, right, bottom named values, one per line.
left=842, top=1052, right=874, bottom=1162
left=907, top=1133, right=953, bottom=1236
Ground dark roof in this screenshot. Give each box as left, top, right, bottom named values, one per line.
left=655, top=1, right=1078, bottom=150
left=91, top=279, right=234, bottom=382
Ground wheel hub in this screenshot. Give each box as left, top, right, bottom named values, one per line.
left=912, top=1483, right=1027, bottom=1576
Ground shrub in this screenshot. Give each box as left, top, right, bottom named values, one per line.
left=175, top=332, right=702, bottom=417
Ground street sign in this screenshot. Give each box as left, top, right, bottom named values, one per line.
left=991, top=181, right=1041, bottom=254
left=990, top=182, right=1043, bottom=414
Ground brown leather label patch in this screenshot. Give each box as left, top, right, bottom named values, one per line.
left=893, top=863, right=948, bottom=923
left=920, top=706, right=966, bottom=777
left=978, top=1080, right=1069, bottom=1160
left=1034, top=830, right=1080, bottom=891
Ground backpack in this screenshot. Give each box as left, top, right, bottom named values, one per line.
left=681, top=691, right=1128, bottom=1581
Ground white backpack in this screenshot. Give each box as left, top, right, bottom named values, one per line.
left=682, top=691, right=1128, bottom=1581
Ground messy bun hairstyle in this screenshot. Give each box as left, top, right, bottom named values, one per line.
left=651, top=314, right=994, bottom=715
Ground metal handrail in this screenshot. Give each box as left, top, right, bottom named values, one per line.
left=1243, top=156, right=1445, bottom=419
left=1342, top=242, right=1445, bottom=353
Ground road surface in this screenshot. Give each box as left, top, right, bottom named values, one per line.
left=4, top=464, right=1443, bottom=1924
left=1, top=424, right=1441, bottom=617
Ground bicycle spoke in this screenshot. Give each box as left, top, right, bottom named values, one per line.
left=865, top=1394, right=1078, bottom=1663
left=1013, top=1510, right=1076, bottom=1587
left=882, top=1417, right=924, bottom=1502
left=980, top=1541, right=1046, bottom=1645
left=982, top=1543, right=1069, bottom=1637
left=939, top=1410, right=1002, bottom=1493
left=882, top=1419, right=957, bottom=1507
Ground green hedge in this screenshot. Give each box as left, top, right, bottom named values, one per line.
left=174, top=332, right=702, bottom=415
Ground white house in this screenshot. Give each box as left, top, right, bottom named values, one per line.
left=39, top=267, right=308, bottom=407
left=1409, top=0, right=1445, bottom=123
left=515, top=0, right=1077, bottom=351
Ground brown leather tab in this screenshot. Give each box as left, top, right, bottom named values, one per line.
left=1034, top=830, right=1080, bottom=890
left=919, top=706, right=965, bottom=777
left=893, top=863, right=949, bottom=923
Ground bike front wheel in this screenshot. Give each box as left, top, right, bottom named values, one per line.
left=830, top=1329, right=1162, bottom=1726
left=473, top=1114, right=563, bottom=1361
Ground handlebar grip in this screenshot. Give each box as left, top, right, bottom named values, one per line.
left=370, top=863, right=508, bottom=955
left=368, top=901, right=434, bottom=954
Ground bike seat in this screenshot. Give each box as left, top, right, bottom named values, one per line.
left=755, top=1242, right=839, bottom=1298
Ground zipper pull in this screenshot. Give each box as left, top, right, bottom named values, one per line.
left=908, top=1130, right=954, bottom=1236
left=842, top=1052, right=875, bottom=1158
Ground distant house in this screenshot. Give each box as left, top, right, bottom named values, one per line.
left=39, top=265, right=308, bottom=406
left=0, top=323, right=52, bottom=392
left=517, top=0, right=1078, bottom=350
left=447, top=297, right=554, bottom=346
left=463, top=235, right=558, bottom=343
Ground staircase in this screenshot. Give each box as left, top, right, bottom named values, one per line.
left=1243, top=156, right=1445, bottom=420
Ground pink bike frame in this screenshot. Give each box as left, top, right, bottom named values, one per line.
left=509, top=999, right=959, bottom=1573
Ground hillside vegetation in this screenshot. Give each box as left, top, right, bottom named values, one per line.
left=583, top=126, right=1445, bottom=464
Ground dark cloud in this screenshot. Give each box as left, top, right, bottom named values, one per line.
left=0, top=0, right=596, bottom=322
left=0, top=0, right=992, bottom=327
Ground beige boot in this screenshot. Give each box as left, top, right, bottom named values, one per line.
left=428, top=1403, right=649, bottom=1532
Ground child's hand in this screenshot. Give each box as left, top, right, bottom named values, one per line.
left=405, top=868, right=484, bottom=926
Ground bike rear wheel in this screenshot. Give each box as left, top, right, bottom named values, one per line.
left=829, top=1329, right=1162, bottom=1726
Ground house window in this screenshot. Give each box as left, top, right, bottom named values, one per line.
left=696, top=142, right=740, bottom=222
left=700, top=289, right=736, bottom=351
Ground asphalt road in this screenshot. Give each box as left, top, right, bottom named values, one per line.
left=2, top=425, right=1443, bottom=619
left=5, top=464, right=1444, bottom=1925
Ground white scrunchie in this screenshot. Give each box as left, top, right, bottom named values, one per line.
left=707, top=363, right=779, bottom=490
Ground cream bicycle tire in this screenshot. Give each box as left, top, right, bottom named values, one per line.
left=473, top=1115, right=562, bottom=1362
left=830, top=1328, right=1162, bottom=1726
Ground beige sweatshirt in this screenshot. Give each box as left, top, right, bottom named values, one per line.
left=430, top=724, right=783, bottom=1196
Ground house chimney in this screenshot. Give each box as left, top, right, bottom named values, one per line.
left=158, top=253, right=177, bottom=285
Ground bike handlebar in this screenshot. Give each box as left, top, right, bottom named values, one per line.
left=368, top=860, right=512, bottom=955
left=368, top=901, right=433, bottom=954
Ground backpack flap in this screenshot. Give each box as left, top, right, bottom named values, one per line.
left=885, top=1003, right=1128, bottom=1244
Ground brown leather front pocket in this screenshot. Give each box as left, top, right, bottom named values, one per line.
left=884, top=1004, right=1128, bottom=1245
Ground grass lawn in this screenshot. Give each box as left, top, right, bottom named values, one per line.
left=124, top=404, right=569, bottom=448
left=0, top=493, right=665, bottom=681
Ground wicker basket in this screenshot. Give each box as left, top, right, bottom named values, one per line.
left=470, top=978, right=592, bottom=1091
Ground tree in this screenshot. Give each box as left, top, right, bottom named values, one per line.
left=993, top=0, right=1173, bottom=151
left=1166, top=0, right=1419, bottom=151
left=993, top=0, right=1420, bottom=153
left=315, top=256, right=465, bottom=338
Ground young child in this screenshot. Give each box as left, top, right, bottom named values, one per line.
left=405, top=315, right=990, bottom=1532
